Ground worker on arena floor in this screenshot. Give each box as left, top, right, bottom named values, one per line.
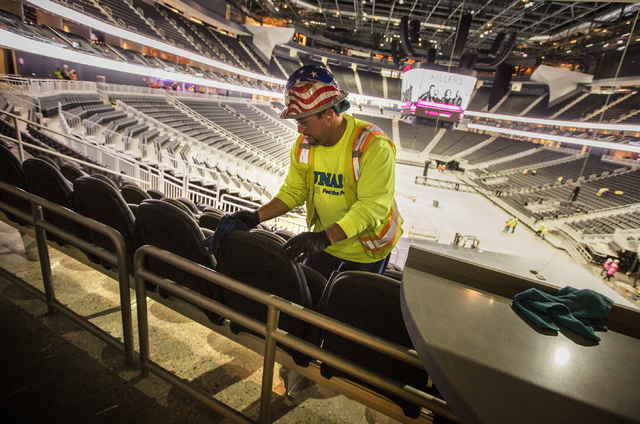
left=231, top=65, right=403, bottom=280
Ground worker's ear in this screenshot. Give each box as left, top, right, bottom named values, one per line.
left=324, top=108, right=336, bottom=123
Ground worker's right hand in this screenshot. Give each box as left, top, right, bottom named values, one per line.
left=230, top=209, right=260, bottom=228
left=282, top=230, right=331, bottom=262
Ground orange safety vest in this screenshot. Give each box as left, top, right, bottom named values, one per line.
left=294, top=122, right=402, bottom=259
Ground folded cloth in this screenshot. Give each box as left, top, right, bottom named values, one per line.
left=513, top=286, right=614, bottom=342
left=201, top=214, right=249, bottom=257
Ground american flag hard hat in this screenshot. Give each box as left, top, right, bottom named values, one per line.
left=280, top=65, right=348, bottom=119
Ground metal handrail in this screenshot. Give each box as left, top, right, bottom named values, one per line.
left=0, top=181, right=135, bottom=366
left=134, top=245, right=456, bottom=424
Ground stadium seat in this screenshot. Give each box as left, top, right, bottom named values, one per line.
left=60, top=163, right=89, bottom=183
left=73, top=176, right=137, bottom=274
left=91, top=173, right=119, bottom=190
left=22, top=157, right=88, bottom=245
left=214, top=230, right=321, bottom=366
left=161, top=197, right=196, bottom=220
left=146, top=188, right=164, bottom=199
left=273, top=228, right=295, bottom=241
left=0, top=144, right=32, bottom=225
left=317, top=271, right=438, bottom=419
left=198, top=210, right=224, bottom=231
left=176, top=197, right=198, bottom=214
left=121, top=184, right=151, bottom=205
left=134, top=199, right=223, bottom=324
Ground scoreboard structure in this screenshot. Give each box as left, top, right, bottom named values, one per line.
left=401, top=67, right=478, bottom=123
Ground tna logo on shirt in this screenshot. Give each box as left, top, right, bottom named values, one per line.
left=314, top=171, right=345, bottom=196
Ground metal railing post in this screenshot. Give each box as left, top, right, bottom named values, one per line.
left=258, top=306, right=279, bottom=424
left=134, top=253, right=150, bottom=376
left=31, top=203, right=56, bottom=314
left=14, top=116, right=24, bottom=162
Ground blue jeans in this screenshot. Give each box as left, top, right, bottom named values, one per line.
left=303, top=250, right=391, bottom=281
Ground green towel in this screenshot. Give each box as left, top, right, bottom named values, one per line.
left=513, top=286, right=614, bottom=342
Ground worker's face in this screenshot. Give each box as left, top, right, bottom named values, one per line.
left=296, top=110, right=332, bottom=146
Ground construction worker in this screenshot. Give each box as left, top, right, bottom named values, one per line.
left=511, top=218, right=518, bottom=233
left=604, top=259, right=620, bottom=281
left=601, top=258, right=613, bottom=276
left=541, top=226, right=549, bottom=240
left=504, top=217, right=513, bottom=233
left=231, top=65, right=402, bottom=280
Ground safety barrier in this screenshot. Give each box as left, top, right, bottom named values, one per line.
left=0, top=181, right=135, bottom=366
left=0, top=177, right=456, bottom=424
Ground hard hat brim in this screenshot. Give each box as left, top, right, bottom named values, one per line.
left=280, top=92, right=349, bottom=119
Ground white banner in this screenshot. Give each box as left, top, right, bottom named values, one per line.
left=401, top=68, right=477, bottom=110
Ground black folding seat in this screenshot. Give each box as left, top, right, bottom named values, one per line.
left=199, top=210, right=224, bottom=231
left=273, top=228, right=295, bottom=241
left=215, top=230, right=322, bottom=366
left=22, top=158, right=88, bottom=244
left=37, top=154, right=62, bottom=170
left=0, top=145, right=32, bottom=225
left=146, top=188, right=164, bottom=199
left=317, top=271, right=439, bottom=419
left=134, top=199, right=223, bottom=323
left=91, top=173, right=119, bottom=190
left=60, top=163, right=89, bottom=183
left=121, top=184, right=151, bottom=205
left=73, top=176, right=136, bottom=274
left=176, top=197, right=198, bottom=215
left=161, top=197, right=196, bottom=219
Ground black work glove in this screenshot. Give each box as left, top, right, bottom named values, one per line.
left=282, top=230, right=331, bottom=262
left=230, top=209, right=260, bottom=228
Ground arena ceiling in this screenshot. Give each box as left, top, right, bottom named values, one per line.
left=239, top=1, right=640, bottom=66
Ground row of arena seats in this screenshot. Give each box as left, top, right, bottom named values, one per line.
left=0, top=144, right=445, bottom=422
left=38, top=94, right=102, bottom=118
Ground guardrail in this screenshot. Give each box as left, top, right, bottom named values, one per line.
left=0, top=181, right=135, bottom=366
left=134, top=245, right=456, bottom=424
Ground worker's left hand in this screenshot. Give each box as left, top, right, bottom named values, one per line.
left=282, top=230, right=331, bottom=262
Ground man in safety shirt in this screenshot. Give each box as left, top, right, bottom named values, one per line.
left=232, top=65, right=402, bottom=280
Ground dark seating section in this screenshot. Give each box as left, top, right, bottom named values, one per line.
left=480, top=149, right=570, bottom=174
left=146, top=188, right=164, bottom=199
left=60, top=162, right=89, bottom=182
left=566, top=209, right=640, bottom=235
left=22, top=157, right=88, bottom=244
left=134, top=199, right=222, bottom=323
left=358, top=70, right=384, bottom=98
left=0, top=144, right=32, bottom=224
left=214, top=230, right=322, bottom=366
left=556, top=93, right=625, bottom=121
left=462, top=137, right=535, bottom=165
left=467, top=86, right=491, bottom=111
left=95, top=0, right=159, bottom=39
left=386, top=77, right=402, bottom=101
left=587, top=92, right=640, bottom=123
left=39, top=94, right=102, bottom=118
left=500, top=167, right=640, bottom=221
left=198, top=210, right=223, bottom=231
left=352, top=113, right=393, bottom=139
left=121, top=184, right=152, bottom=205
left=431, top=131, right=490, bottom=158
left=494, top=93, right=540, bottom=116
left=318, top=271, right=439, bottom=419
left=330, top=65, right=358, bottom=95
left=276, top=55, right=303, bottom=77
left=397, top=121, right=439, bottom=152
left=73, top=176, right=137, bottom=274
